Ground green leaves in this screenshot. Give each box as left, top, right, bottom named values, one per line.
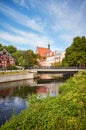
left=62, top=36, right=86, bottom=66
left=0, top=44, right=40, bottom=68
left=24, top=50, right=39, bottom=67
left=1, top=71, right=86, bottom=130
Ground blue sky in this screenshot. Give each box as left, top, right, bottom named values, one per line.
left=0, top=0, right=86, bottom=52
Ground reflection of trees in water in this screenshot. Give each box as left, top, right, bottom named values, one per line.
left=0, top=85, right=40, bottom=98
left=0, top=78, right=64, bottom=98
left=0, top=88, right=13, bottom=98
left=0, top=79, right=37, bottom=98
left=13, top=86, right=38, bottom=98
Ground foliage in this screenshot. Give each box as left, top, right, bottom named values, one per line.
left=62, top=36, right=86, bottom=67
left=0, top=43, right=7, bottom=51
left=13, top=86, right=38, bottom=98
left=24, top=50, right=39, bottom=68
left=52, top=62, right=62, bottom=67
left=6, top=45, right=17, bottom=54
left=13, top=50, right=25, bottom=66
left=0, top=44, right=17, bottom=53
left=0, top=43, right=40, bottom=68
left=7, top=65, right=17, bottom=70
left=0, top=71, right=86, bottom=130
left=0, top=44, right=3, bottom=51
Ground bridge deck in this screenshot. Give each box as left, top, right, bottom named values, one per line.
left=29, top=67, right=84, bottom=74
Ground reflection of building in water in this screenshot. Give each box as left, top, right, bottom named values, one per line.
left=37, top=86, right=48, bottom=98
left=0, top=88, right=13, bottom=98
left=49, top=83, right=58, bottom=97
left=36, top=82, right=60, bottom=97
left=46, top=82, right=59, bottom=96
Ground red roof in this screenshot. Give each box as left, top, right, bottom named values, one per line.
left=36, top=47, right=51, bottom=57
left=37, top=86, right=47, bottom=93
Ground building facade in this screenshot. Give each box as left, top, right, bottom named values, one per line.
left=0, top=49, right=15, bottom=69
left=36, top=45, right=65, bottom=67
left=36, top=45, right=51, bottom=58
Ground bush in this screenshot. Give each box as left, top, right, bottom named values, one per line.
left=7, top=65, right=17, bottom=70
left=0, top=71, right=86, bottom=130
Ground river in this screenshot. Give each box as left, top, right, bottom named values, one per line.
left=0, top=75, right=66, bottom=127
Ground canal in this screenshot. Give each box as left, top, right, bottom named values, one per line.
left=0, top=75, right=67, bottom=126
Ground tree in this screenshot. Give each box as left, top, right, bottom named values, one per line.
left=62, top=36, right=86, bottom=67
left=7, top=45, right=17, bottom=54
left=13, top=50, right=24, bottom=66
left=0, top=43, right=3, bottom=51
left=0, top=43, right=7, bottom=51
left=24, top=50, right=39, bottom=68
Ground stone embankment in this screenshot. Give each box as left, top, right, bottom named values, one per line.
left=0, top=71, right=33, bottom=83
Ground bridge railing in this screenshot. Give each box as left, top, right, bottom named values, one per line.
left=28, top=66, right=84, bottom=70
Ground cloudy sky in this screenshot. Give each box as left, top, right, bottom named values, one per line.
left=0, top=0, right=86, bottom=51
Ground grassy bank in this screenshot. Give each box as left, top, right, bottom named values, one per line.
left=0, top=70, right=29, bottom=76
left=0, top=71, right=86, bottom=130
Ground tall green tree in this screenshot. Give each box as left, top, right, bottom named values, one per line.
left=62, top=36, right=86, bottom=67
left=24, top=50, right=39, bottom=67
left=13, top=50, right=25, bottom=66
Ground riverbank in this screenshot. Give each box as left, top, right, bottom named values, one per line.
left=0, top=70, right=34, bottom=83
left=0, top=70, right=86, bottom=130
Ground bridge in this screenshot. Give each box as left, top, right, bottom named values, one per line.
left=29, top=66, right=85, bottom=74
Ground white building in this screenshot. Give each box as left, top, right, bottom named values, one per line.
left=36, top=45, right=65, bottom=67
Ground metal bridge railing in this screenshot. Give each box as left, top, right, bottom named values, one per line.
left=29, top=66, right=85, bottom=70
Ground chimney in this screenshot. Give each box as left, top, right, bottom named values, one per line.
left=48, top=44, right=50, bottom=50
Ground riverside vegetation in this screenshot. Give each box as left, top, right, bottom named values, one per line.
left=0, top=71, right=86, bottom=130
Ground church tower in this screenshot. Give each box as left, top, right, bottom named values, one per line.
left=48, top=44, right=50, bottom=50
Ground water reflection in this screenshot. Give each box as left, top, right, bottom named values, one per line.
left=36, top=82, right=62, bottom=98
left=0, top=96, right=27, bottom=126
left=0, top=79, right=36, bottom=89
left=0, top=78, right=64, bottom=126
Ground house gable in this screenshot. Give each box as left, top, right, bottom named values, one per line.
left=0, top=49, right=15, bottom=69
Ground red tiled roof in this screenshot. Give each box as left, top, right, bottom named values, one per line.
left=36, top=47, right=51, bottom=57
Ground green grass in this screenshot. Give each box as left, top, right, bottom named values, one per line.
left=0, top=71, right=86, bottom=130
left=0, top=70, right=29, bottom=75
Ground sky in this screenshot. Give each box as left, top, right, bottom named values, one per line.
left=0, top=0, right=86, bottom=52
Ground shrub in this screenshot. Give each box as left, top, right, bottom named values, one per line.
left=0, top=71, right=86, bottom=130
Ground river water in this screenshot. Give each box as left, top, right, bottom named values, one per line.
left=0, top=75, right=65, bottom=126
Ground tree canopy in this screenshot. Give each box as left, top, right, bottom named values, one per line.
left=62, top=36, right=86, bottom=67
left=6, top=45, right=17, bottom=54
left=0, top=43, right=40, bottom=68
left=24, top=50, right=39, bottom=68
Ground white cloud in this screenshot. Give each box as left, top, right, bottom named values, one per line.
left=0, top=24, right=53, bottom=49
left=46, top=0, right=86, bottom=48
left=0, top=0, right=86, bottom=51
left=11, top=0, right=86, bottom=36
left=13, top=0, right=30, bottom=9
left=0, top=3, right=45, bottom=33
left=13, top=0, right=46, bottom=10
